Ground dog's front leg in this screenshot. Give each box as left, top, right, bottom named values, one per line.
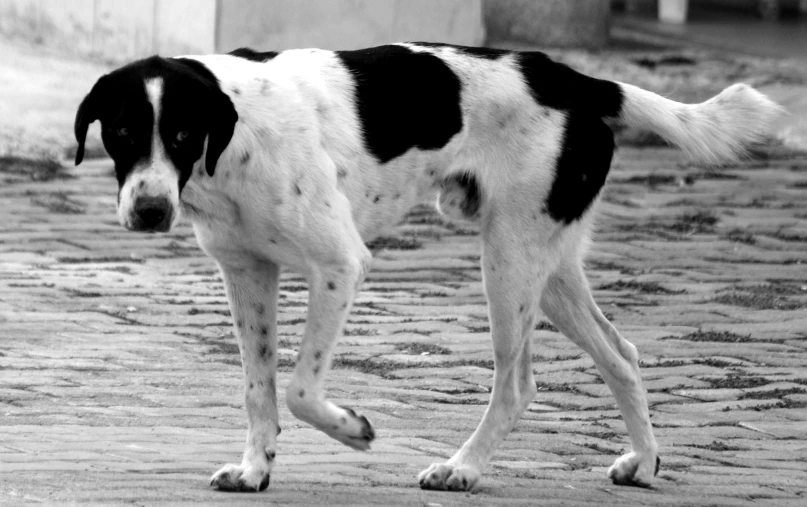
left=285, top=248, right=375, bottom=450
left=210, top=260, right=280, bottom=492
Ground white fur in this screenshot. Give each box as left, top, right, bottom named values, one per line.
left=129, top=47, right=782, bottom=492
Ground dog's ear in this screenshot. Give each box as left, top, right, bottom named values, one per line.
left=74, top=75, right=109, bottom=166
left=204, top=89, right=238, bottom=177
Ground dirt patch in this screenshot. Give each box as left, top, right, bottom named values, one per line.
left=723, top=228, right=756, bottom=245
left=704, top=374, right=771, bottom=390
left=365, top=236, right=422, bottom=251
left=0, top=156, right=72, bottom=182
left=660, top=330, right=758, bottom=343
left=394, top=342, right=451, bottom=355
left=596, top=279, right=684, bottom=295
left=739, top=387, right=807, bottom=400
left=29, top=191, right=85, bottom=214
left=669, top=210, right=720, bottom=233
left=714, top=284, right=805, bottom=310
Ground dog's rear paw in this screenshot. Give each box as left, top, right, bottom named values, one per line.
left=210, top=462, right=271, bottom=492
left=607, top=452, right=660, bottom=488
left=418, top=462, right=480, bottom=491
left=326, top=406, right=376, bottom=451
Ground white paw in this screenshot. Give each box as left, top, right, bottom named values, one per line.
left=210, top=461, right=271, bottom=492
left=418, top=462, right=480, bottom=491
left=607, top=451, right=660, bottom=488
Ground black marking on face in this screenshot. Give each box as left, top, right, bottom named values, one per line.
left=294, top=184, right=302, bottom=195
left=298, top=389, right=305, bottom=398
left=259, top=343, right=268, bottom=359
left=314, top=351, right=322, bottom=360
left=544, top=112, right=614, bottom=223
left=518, top=52, right=623, bottom=119
left=336, top=45, right=462, bottom=163
left=443, top=173, right=482, bottom=219
left=260, top=326, right=268, bottom=336
left=229, top=47, right=279, bottom=62
left=411, top=42, right=510, bottom=60
left=241, top=152, right=251, bottom=164
left=327, top=281, right=336, bottom=291
left=255, top=303, right=265, bottom=315
left=74, top=56, right=238, bottom=189
left=373, top=195, right=380, bottom=203
left=249, top=382, right=254, bottom=389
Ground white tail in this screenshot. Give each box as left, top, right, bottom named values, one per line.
left=617, top=82, right=783, bottom=165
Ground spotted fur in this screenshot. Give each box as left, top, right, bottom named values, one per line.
left=75, top=42, right=781, bottom=493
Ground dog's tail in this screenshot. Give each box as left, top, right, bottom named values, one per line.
left=613, top=82, right=783, bottom=165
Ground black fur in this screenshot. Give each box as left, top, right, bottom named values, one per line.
left=518, top=52, right=623, bottom=119
left=336, top=45, right=463, bottom=164
left=544, top=113, right=614, bottom=224
left=74, top=56, right=237, bottom=190
left=444, top=173, right=482, bottom=219
left=229, top=47, right=279, bottom=62
left=412, top=42, right=509, bottom=60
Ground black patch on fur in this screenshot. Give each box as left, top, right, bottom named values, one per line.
left=298, top=389, right=305, bottom=398
left=443, top=173, right=481, bottom=219
left=228, top=47, right=279, bottom=62
left=412, top=42, right=510, bottom=60
left=294, top=184, right=302, bottom=195
left=336, top=45, right=462, bottom=163
left=260, top=326, right=268, bottom=336
left=259, top=343, right=268, bottom=359
left=241, top=152, right=250, bottom=164
left=327, top=281, right=336, bottom=290
left=74, top=56, right=238, bottom=188
left=544, top=113, right=614, bottom=223
left=314, top=351, right=322, bottom=360
left=518, top=52, right=623, bottom=119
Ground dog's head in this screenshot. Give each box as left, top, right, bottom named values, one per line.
left=74, top=56, right=237, bottom=232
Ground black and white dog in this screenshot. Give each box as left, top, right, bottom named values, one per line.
left=74, top=43, right=779, bottom=492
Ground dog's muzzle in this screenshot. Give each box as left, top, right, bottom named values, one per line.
left=130, top=196, right=174, bottom=232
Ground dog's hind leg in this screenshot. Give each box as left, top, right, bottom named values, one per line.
left=540, top=257, right=659, bottom=487
left=419, top=211, right=549, bottom=491
left=210, top=259, right=280, bottom=492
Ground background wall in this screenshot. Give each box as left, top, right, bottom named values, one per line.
left=0, top=0, right=483, bottom=62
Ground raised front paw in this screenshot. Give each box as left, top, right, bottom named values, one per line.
left=418, top=462, right=480, bottom=491
left=325, top=406, right=376, bottom=451
left=210, top=462, right=271, bottom=492
left=607, top=451, right=660, bottom=488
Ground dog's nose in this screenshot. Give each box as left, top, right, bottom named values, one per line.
left=133, top=196, right=172, bottom=231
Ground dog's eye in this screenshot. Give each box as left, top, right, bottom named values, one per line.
left=176, top=131, right=189, bottom=142
left=116, top=127, right=129, bottom=137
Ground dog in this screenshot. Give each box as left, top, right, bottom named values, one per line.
left=74, top=42, right=780, bottom=493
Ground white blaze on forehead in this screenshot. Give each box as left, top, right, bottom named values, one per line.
left=145, top=78, right=165, bottom=157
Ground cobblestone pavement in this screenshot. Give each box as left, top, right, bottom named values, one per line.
left=1, top=146, right=806, bottom=506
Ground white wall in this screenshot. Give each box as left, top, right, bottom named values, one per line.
left=216, top=0, right=484, bottom=52
left=0, top=0, right=215, bottom=62
left=0, top=0, right=483, bottom=62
